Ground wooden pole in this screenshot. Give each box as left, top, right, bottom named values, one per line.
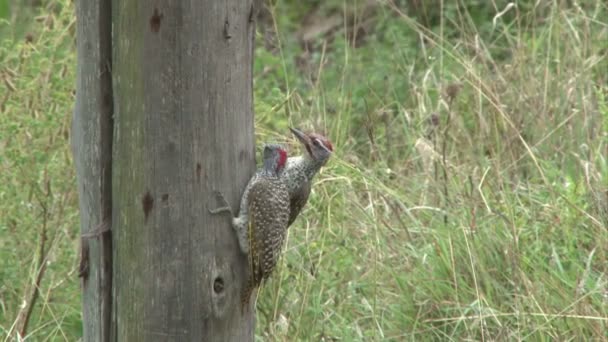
left=73, top=0, right=257, bottom=340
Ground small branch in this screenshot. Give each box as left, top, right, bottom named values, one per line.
left=16, top=257, right=48, bottom=339
left=440, top=83, right=461, bottom=227
left=441, top=109, right=451, bottom=227
left=79, top=220, right=111, bottom=280
left=12, top=180, right=51, bottom=339
left=380, top=193, right=412, bottom=241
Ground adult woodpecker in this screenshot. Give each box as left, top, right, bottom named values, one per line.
left=209, top=143, right=290, bottom=308
left=283, top=127, right=333, bottom=227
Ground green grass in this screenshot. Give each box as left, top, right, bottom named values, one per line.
left=1, top=0, right=607, bottom=340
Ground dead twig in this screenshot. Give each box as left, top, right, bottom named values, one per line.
left=11, top=179, right=51, bottom=339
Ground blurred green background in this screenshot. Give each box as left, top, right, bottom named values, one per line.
left=1, top=0, right=607, bottom=340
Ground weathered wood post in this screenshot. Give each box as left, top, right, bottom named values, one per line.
left=73, top=0, right=257, bottom=340
left=72, top=0, right=113, bottom=340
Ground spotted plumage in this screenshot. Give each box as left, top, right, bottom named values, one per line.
left=283, top=127, right=333, bottom=227
left=208, top=143, right=290, bottom=310
left=241, top=171, right=289, bottom=307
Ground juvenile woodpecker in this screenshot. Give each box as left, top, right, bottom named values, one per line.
left=209, top=143, right=290, bottom=308
left=283, top=127, right=333, bottom=227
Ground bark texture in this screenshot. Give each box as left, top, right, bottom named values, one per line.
left=72, top=0, right=113, bottom=341
left=73, top=0, right=256, bottom=340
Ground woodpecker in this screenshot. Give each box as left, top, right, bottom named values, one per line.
left=283, top=127, right=333, bottom=227
left=209, top=143, right=290, bottom=308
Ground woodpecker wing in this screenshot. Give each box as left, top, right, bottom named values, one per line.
left=287, top=180, right=311, bottom=227
left=246, top=176, right=290, bottom=283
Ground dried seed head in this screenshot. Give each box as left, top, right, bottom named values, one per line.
left=444, top=82, right=463, bottom=102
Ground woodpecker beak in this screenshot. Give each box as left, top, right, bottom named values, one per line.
left=289, top=127, right=310, bottom=146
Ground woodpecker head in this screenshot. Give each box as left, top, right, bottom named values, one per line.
left=289, top=127, right=333, bottom=165
left=263, top=143, right=288, bottom=176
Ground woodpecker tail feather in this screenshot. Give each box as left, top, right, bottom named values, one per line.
left=240, top=276, right=256, bottom=313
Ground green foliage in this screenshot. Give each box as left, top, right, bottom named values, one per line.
left=1, top=0, right=607, bottom=340
left=0, top=1, right=80, bottom=340
left=0, top=0, right=8, bottom=21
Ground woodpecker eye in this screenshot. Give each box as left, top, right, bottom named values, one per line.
left=312, top=139, right=320, bottom=146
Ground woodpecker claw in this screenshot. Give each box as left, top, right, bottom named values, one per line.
left=208, top=190, right=233, bottom=216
